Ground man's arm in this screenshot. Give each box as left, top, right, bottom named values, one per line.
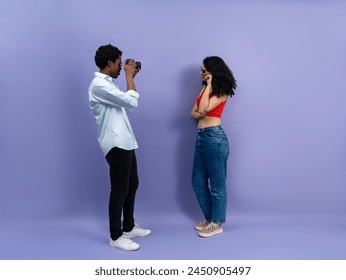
left=124, top=59, right=138, bottom=92
left=89, top=79, right=139, bottom=110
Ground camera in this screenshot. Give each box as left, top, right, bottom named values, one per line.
left=125, top=59, right=141, bottom=70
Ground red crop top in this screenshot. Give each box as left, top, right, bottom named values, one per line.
left=196, top=90, right=227, bottom=118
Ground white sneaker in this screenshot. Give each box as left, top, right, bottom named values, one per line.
left=109, top=236, right=140, bottom=251
left=123, top=224, right=151, bottom=238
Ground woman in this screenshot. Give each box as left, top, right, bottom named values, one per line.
left=190, top=56, right=236, bottom=237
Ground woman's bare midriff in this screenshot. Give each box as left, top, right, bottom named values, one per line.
left=198, top=116, right=221, bottom=129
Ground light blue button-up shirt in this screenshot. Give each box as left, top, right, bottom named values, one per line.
left=88, top=72, right=140, bottom=156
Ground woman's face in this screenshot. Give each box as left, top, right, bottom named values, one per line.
left=200, top=63, right=211, bottom=82
left=200, top=64, right=208, bottom=81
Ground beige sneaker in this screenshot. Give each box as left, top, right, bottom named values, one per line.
left=198, top=223, right=223, bottom=237
left=195, top=220, right=211, bottom=231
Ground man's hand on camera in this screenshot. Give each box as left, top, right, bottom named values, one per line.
left=124, top=59, right=139, bottom=78
left=124, top=59, right=138, bottom=91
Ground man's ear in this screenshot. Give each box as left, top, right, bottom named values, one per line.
left=107, top=60, right=112, bottom=67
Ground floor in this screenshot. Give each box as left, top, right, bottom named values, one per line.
left=1, top=212, right=346, bottom=260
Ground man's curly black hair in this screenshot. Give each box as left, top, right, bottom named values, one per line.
left=94, top=44, right=122, bottom=69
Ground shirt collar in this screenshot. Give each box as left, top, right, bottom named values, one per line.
left=94, top=72, right=112, bottom=81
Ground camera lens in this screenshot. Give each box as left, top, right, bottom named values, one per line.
left=135, top=62, right=141, bottom=70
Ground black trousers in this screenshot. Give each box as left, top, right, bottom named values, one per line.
left=105, top=147, right=139, bottom=240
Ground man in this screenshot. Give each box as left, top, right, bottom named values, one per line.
left=88, top=44, right=150, bottom=251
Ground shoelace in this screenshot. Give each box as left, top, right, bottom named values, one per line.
left=204, top=224, right=213, bottom=230
left=204, top=223, right=219, bottom=232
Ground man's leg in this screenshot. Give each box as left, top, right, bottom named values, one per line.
left=105, top=147, right=132, bottom=241
left=122, top=150, right=139, bottom=232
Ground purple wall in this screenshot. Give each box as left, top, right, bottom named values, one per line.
left=1, top=0, right=346, bottom=222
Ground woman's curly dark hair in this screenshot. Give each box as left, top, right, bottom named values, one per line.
left=202, top=56, right=237, bottom=98
left=94, top=44, right=122, bottom=69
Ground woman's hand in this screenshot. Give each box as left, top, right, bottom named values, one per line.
left=202, top=72, right=212, bottom=85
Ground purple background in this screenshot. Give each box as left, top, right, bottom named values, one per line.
left=1, top=0, right=346, bottom=259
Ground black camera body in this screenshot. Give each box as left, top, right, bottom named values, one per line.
left=125, top=59, right=141, bottom=70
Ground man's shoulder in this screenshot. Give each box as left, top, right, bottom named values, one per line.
left=94, top=72, right=108, bottom=78
left=89, top=74, right=121, bottom=96
left=90, top=74, right=111, bottom=88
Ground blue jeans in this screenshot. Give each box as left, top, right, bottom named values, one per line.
left=192, top=125, right=230, bottom=224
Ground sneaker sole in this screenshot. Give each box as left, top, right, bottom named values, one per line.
left=109, top=242, right=140, bottom=251
left=198, top=228, right=223, bottom=238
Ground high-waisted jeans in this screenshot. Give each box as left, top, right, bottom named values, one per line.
left=192, top=125, right=230, bottom=224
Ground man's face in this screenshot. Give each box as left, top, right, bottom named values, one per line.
left=109, top=56, right=122, bottom=78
